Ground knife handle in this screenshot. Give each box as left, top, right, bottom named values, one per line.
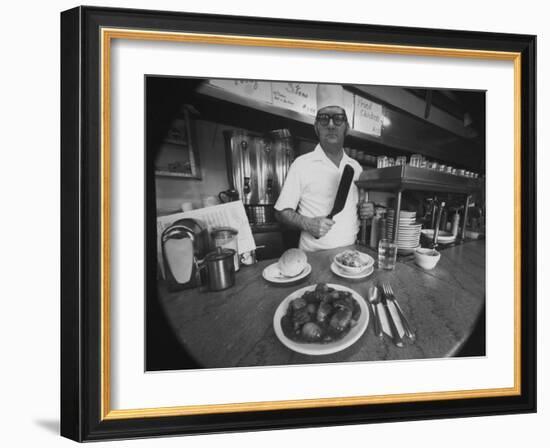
left=371, top=304, right=383, bottom=339
left=383, top=302, right=404, bottom=347
left=314, top=214, right=335, bottom=239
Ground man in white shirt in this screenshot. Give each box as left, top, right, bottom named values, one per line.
left=275, top=84, right=374, bottom=251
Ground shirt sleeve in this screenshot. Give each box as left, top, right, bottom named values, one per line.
left=274, top=161, right=301, bottom=212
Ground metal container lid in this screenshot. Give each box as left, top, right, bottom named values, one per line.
left=268, top=128, right=291, bottom=139
left=205, top=247, right=235, bottom=262
left=211, top=227, right=238, bottom=239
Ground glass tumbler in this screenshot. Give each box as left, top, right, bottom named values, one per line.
left=396, top=156, right=407, bottom=166
left=409, top=154, right=422, bottom=167
left=377, top=156, right=388, bottom=168
left=378, top=238, right=398, bottom=270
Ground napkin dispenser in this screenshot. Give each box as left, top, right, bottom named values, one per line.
left=161, top=218, right=209, bottom=291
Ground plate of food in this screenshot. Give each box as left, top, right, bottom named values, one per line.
left=273, top=283, right=369, bottom=355
left=333, top=249, right=374, bottom=275
left=263, top=248, right=312, bottom=284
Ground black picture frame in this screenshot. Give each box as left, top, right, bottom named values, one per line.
left=61, top=5, right=536, bottom=442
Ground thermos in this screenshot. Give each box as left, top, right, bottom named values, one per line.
left=451, top=211, right=460, bottom=237
left=359, top=190, right=369, bottom=245
left=440, top=209, right=448, bottom=230
left=369, top=214, right=379, bottom=249
left=369, top=207, right=387, bottom=249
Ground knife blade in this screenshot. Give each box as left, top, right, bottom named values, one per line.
left=327, top=164, right=355, bottom=219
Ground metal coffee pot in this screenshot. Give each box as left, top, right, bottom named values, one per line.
left=218, top=189, right=240, bottom=203
left=202, top=247, right=236, bottom=291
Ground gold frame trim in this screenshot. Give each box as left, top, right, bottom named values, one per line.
left=100, top=28, right=522, bottom=421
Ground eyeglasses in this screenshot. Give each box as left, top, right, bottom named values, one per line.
left=315, top=113, right=347, bottom=127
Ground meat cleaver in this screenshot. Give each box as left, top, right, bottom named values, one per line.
left=327, top=164, right=355, bottom=219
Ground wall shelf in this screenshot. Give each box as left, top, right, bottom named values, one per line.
left=196, top=82, right=484, bottom=169
left=356, top=165, right=483, bottom=194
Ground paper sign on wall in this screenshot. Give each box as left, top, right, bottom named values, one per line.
left=353, top=96, right=383, bottom=136
left=271, top=82, right=317, bottom=116
left=343, top=90, right=355, bottom=127
left=208, top=79, right=273, bottom=104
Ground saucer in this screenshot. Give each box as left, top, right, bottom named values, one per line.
left=262, top=262, right=312, bottom=284
left=330, top=262, right=374, bottom=279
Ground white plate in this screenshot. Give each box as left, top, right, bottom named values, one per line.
left=262, top=262, right=312, bottom=284
left=388, top=229, right=420, bottom=234
left=387, top=223, right=422, bottom=229
left=397, top=241, right=420, bottom=249
left=386, top=214, right=416, bottom=219
left=387, top=221, right=417, bottom=226
left=330, top=262, right=374, bottom=279
left=398, top=245, right=420, bottom=254
left=273, top=284, right=369, bottom=355
left=387, top=210, right=416, bottom=216
left=387, top=218, right=417, bottom=223
left=389, top=235, right=421, bottom=241
left=421, top=229, right=456, bottom=244
left=394, top=238, right=420, bottom=244
left=388, top=228, right=421, bottom=233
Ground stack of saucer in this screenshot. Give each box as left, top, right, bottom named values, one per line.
left=386, top=210, right=422, bottom=254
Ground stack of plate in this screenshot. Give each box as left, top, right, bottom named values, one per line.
left=386, top=210, right=422, bottom=254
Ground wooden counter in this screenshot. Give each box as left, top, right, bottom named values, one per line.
left=157, top=241, right=485, bottom=368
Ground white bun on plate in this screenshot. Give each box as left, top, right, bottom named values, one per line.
left=278, top=248, right=307, bottom=277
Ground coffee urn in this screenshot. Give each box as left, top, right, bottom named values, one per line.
left=224, top=129, right=294, bottom=224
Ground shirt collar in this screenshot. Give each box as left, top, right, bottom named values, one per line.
left=311, top=144, right=353, bottom=170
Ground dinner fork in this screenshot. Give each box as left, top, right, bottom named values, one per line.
left=382, top=283, right=416, bottom=342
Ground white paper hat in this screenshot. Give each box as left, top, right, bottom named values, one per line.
left=316, top=84, right=345, bottom=111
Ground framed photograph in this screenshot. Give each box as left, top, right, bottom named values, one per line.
left=61, top=6, right=536, bottom=442
left=153, top=105, right=202, bottom=179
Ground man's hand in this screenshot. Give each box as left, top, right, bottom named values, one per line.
left=274, top=209, right=334, bottom=238
left=359, top=201, right=375, bottom=220
left=305, top=216, right=335, bottom=238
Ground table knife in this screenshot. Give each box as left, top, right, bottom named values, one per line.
left=380, top=293, right=404, bottom=347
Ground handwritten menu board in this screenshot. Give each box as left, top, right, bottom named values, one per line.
left=207, top=80, right=359, bottom=126
left=208, top=79, right=273, bottom=104
left=271, top=82, right=317, bottom=116
left=353, top=96, right=383, bottom=136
